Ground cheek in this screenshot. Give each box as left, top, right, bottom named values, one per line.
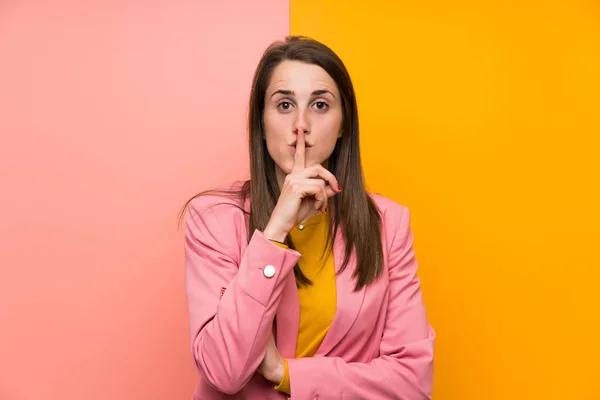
left=311, top=121, right=341, bottom=161
left=264, top=109, right=291, bottom=138
left=263, top=124, right=294, bottom=169
left=311, top=142, right=336, bottom=165
left=264, top=135, right=287, bottom=161
left=263, top=114, right=284, bottom=148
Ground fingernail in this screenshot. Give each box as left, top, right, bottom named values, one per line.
left=295, top=129, right=299, bottom=135
left=338, top=185, right=341, bottom=191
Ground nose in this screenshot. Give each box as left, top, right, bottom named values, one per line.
left=293, top=109, right=310, bottom=135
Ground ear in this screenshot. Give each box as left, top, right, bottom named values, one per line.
left=337, top=129, right=343, bottom=138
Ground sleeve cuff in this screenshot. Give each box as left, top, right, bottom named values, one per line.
left=274, top=358, right=291, bottom=395
left=269, top=239, right=289, bottom=249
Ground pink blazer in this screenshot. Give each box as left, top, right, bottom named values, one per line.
left=184, top=188, right=435, bottom=399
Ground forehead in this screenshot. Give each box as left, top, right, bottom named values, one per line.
left=267, top=60, right=338, bottom=94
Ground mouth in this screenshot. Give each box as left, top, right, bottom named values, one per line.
left=290, top=142, right=313, bottom=148
left=289, top=143, right=312, bottom=153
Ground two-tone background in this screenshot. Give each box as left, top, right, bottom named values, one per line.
left=1, top=1, right=599, bottom=399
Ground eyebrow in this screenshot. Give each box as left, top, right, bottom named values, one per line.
left=270, top=89, right=336, bottom=99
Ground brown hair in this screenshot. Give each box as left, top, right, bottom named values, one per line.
left=179, top=36, right=383, bottom=291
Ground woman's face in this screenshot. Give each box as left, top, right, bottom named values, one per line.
left=263, top=60, right=343, bottom=187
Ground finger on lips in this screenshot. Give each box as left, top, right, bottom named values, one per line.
left=292, top=128, right=306, bottom=172
left=292, top=129, right=341, bottom=200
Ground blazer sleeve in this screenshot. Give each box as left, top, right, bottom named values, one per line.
left=184, top=199, right=301, bottom=394
left=286, top=205, right=435, bottom=400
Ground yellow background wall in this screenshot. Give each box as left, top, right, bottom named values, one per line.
left=291, top=1, right=600, bottom=399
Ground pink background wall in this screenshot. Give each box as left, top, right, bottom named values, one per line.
left=0, top=1, right=289, bottom=399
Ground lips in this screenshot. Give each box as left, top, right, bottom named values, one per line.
left=289, top=144, right=312, bottom=153
left=290, top=142, right=313, bottom=148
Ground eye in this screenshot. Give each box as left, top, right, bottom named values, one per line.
left=277, top=101, right=294, bottom=112
left=313, top=101, right=329, bottom=111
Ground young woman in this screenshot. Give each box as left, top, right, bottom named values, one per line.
left=182, top=36, right=435, bottom=399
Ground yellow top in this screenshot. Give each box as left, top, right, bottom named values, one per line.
left=270, top=210, right=337, bottom=395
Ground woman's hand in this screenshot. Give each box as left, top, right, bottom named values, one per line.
left=264, top=128, right=341, bottom=242
left=258, top=333, right=285, bottom=384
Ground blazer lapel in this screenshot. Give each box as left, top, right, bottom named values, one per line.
left=274, top=270, right=300, bottom=358
left=315, top=228, right=366, bottom=356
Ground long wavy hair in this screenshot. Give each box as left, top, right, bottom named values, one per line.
left=179, top=36, right=383, bottom=291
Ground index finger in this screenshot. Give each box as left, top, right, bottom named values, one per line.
left=292, top=128, right=306, bottom=172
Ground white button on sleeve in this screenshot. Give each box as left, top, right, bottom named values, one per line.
left=263, top=264, right=276, bottom=278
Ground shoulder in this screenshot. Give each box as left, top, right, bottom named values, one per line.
left=184, top=181, right=249, bottom=242
left=187, top=181, right=246, bottom=212
left=367, top=192, right=412, bottom=245
left=368, top=192, right=410, bottom=224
